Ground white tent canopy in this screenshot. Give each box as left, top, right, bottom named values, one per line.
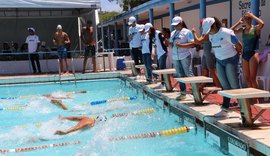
left=0, top=0, right=100, bottom=52
left=0, top=0, right=100, bottom=18
left=0, top=0, right=100, bottom=8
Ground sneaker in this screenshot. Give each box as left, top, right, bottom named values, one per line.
left=214, top=110, right=228, bottom=118
left=176, top=94, right=186, bottom=100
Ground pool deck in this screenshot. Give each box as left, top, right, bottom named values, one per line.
left=1, top=70, right=270, bottom=155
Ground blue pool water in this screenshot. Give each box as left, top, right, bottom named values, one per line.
left=0, top=79, right=225, bottom=156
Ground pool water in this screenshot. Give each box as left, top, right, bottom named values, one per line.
left=0, top=79, right=225, bottom=156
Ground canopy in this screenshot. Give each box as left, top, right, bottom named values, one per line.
left=0, top=0, right=100, bottom=18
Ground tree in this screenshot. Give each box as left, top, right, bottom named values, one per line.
left=99, top=11, right=120, bottom=22
left=108, top=0, right=150, bottom=11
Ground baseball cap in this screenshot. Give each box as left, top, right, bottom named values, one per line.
left=171, top=16, right=182, bottom=26
left=202, top=17, right=215, bottom=35
left=28, top=27, right=35, bottom=32
left=128, top=16, right=136, bottom=25
left=57, top=25, right=62, bottom=30
left=144, top=23, right=153, bottom=32
left=139, top=24, right=145, bottom=32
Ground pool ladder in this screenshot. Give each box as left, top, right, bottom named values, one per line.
left=57, top=57, right=77, bottom=85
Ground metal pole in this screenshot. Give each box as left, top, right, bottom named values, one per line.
left=200, top=0, right=206, bottom=19
left=149, top=8, right=154, bottom=25
left=169, top=3, right=175, bottom=31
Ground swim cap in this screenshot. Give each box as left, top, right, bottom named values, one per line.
left=95, top=115, right=107, bottom=123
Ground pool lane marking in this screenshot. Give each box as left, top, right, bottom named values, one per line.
left=109, top=126, right=191, bottom=141
left=0, top=105, right=27, bottom=111
left=91, top=96, right=137, bottom=105
left=2, top=108, right=155, bottom=128
left=0, top=90, right=88, bottom=99
left=0, top=140, right=80, bottom=154
left=112, top=108, right=155, bottom=117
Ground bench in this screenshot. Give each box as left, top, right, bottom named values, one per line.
left=218, top=88, right=270, bottom=126
left=123, top=60, right=137, bottom=76
left=152, top=68, right=176, bottom=92
left=175, top=76, right=214, bottom=105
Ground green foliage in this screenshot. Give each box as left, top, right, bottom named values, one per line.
left=108, top=0, right=150, bottom=11
left=99, top=11, right=120, bottom=22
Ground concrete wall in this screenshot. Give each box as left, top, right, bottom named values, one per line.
left=0, top=56, right=120, bottom=75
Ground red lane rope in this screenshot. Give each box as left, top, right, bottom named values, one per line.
left=0, top=140, right=80, bottom=154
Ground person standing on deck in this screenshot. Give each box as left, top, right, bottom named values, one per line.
left=128, top=16, right=144, bottom=72
left=26, top=27, right=41, bottom=74
left=81, top=21, right=98, bottom=73
left=192, top=19, right=221, bottom=89
left=53, top=25, right=71, bottom=75
left=202, top=17, right=243, bottom=117
left=169, top=16, right=196, bottom=101
left=231, top=12, right=264, bottom=92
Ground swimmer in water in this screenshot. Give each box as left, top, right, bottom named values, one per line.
left=54, top=115, right=107, bottom=135
left=50, top=99, right=68, bottom=110
left=43, top=90, right=87, bottom=99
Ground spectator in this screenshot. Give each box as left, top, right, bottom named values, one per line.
left=26, top=27, right=41, bottom=74
left=81, top=20, right=97, bottom=73
left=128, top=16, right=144, bottom=70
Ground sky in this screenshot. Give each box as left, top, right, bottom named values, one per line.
left=100, top=0, right=122, bottom=12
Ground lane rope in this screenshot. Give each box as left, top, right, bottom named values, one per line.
left=91, top=96, right=137, bottom=105
left=109, top=126, right=191, bottom=141
left=0, top=140, right=80, bottom=154
left=112, top=108, right=155, bottom=117
left=0, top=106, right=27, bottom=111
left=0, top=90, right=87, bottom=99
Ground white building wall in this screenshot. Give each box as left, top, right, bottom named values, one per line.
left=207, top=1, right=230, bottom=26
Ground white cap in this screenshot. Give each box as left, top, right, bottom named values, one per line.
left=171, top=16, right=183, bottom=26
left=128, top=16, right=136, bottom=25
left=28, top=27, right=35, bottom=32
left=144, top=23, right=153, bottom=32
left=202, top=17, right=215, bottom=35
left=139, top=24, right=145, bottom=32
left=57, top=25, right=62, bottom=30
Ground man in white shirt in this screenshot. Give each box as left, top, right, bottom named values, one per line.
left=128, top=16, right=144, bottom=68
left=26, top=27, right=41, bottom=74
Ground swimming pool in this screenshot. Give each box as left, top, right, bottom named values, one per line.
left=0, top=79, right=225, bottom=156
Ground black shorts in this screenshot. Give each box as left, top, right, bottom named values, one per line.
left=84, top=45, right=96, bottom=57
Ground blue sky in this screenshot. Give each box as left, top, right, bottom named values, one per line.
left=100, top=0, right=122, bottom=12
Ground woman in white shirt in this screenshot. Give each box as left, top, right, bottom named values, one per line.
left=170, top=16, right=196, bottom=100
left=202, top=17, right=243, bottom=117
left=140, top=23, right=153, bottom=83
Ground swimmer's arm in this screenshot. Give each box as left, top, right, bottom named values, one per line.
left=55, top=122, right=90, bottom=135
left=64, top=33, right=71, bottom=44
left=61, top=116, right=84, bottom=121
left=50, top=99, right=68, bottom=110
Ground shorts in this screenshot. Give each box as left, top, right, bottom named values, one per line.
left=57, top=46, right=67, bottom=59
left=84, top=45, right=96, bottom=58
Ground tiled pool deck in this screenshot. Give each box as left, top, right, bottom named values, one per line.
left=1, top=70, right=269, bottom=156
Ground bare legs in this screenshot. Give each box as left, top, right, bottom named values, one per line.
left=242, top=55, right=259, bottom=103
left=59, top=59, right=70, bottom=75
left=242, top=56, right=259, bottom=89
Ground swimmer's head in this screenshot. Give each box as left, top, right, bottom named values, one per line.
left=95, top=115, right=107, bottom=123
